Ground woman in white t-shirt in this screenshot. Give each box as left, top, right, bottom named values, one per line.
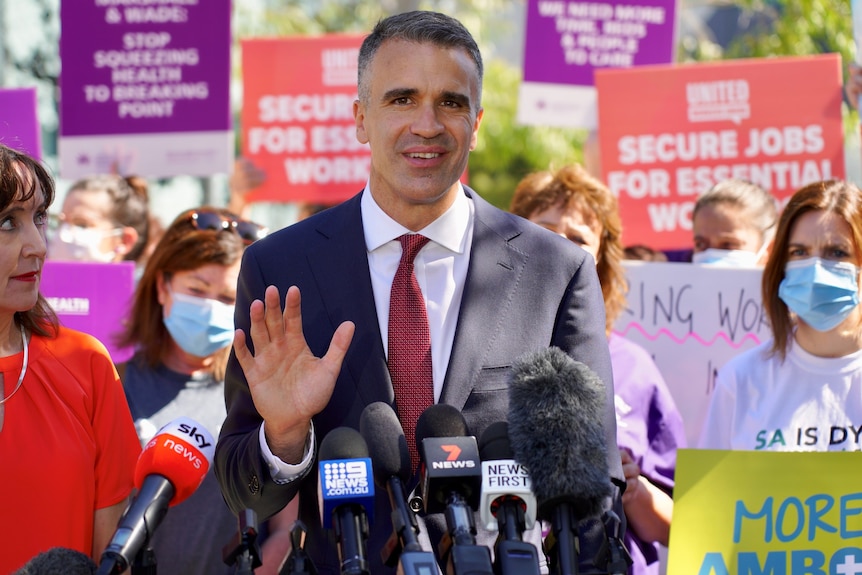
left=699, top=179, right=862, bottom=451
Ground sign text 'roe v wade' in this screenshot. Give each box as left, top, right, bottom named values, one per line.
left=241, top=36, right=370, bottom=205
left=596, top=54, right=844, bottom=250
left=58, top=0, right=232, bottom=178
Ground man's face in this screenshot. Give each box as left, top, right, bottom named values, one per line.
left=353, top=39, right=483, bottom=230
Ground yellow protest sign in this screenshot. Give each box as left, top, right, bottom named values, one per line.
left=668, top=449, right=862, bottom=575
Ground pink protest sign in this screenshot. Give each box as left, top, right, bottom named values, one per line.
left=40, top=261, right=136, bottom=363
left=0, top=88, right=42, bottom=159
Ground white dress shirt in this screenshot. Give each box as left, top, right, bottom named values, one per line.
left=261, top=185, right=475, bottom=481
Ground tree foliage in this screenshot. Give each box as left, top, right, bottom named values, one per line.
left=725, top=0, right=855, bottom=64
left=677, top=0, right=857, bottom=128
left=470, top=59, right=587, bottom=209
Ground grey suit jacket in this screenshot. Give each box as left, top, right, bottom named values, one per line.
left=216, top=188, right=623, bottom=574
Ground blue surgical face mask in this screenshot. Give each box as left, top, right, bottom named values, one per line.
left=692, top=248, right=760, bottom=267
left=164, top=291, right=235, bottom=357
left=778, top=257, right=860, bottom=332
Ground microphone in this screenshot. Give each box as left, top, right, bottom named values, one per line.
left=318, top=427, right=374, bottom=575
left=508, top=347, right=612, bottom=575
left=15, top=547, right=97, bottom=575
left=97, top=417, right=215, bottom=575
left=478, top=422, right=540, bottom=575
left=359, top=402, right=438, bottom=574
left=416, top=404, right=492, bottom=575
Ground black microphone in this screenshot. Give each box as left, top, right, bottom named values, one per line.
left=416, top=404, right=493, bottom=575
left=478, top=422, right=540, bottom=575
left=318, top=427, right=374, bottom=575
left=15, top=547, right=97, bottom=575
left=359, top=402, right=438, bottom=575
left=508, top=347, right=613, bottom=575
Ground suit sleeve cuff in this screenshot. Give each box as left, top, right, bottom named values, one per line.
left=258, top=421, right=315, bottom=485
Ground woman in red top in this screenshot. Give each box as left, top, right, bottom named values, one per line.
left=0, top=143, right=141, bottom=572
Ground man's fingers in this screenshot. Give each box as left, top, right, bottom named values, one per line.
left=246, top=298, right=269, bottom=347
left=320, top=320, right=356, bottom=376
left=234, top=328, right=253, bottom=373
left=263, top=285, right=285, bottom=340
left=282, top=285, right=307, bottom=342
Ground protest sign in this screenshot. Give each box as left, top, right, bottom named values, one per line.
left=518, top=0, right=677, bottom=129
left=596, top=54, right=844, bottom=250
left=241, top=35, right=369, bottom=204
left=614, top=261, right=765, bottom=446
left=668, top=449, right=862, bottom=575
left=58, top=0, right=232, bottom=179
left=0, top=88, right=41, bottom=159
left=41, top=260, right=135, bottom=363
left=853, top=0, right=862, bottom=113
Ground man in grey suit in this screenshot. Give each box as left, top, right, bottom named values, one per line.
left=216, top=10, right=624, bottom=574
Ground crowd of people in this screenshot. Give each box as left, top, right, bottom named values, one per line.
left=0, top=8, right=860, bottom=575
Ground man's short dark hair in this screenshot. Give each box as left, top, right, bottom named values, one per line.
left=357, top=11, right=483, bottom=106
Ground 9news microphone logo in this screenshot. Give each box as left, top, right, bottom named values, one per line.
left=322, top=459, right=372, bottom=496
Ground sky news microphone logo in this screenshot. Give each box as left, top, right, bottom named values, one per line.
left=322, top=458, right=372, bottom=497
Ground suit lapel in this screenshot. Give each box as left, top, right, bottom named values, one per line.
left=440, top=192, right=527, bottom=410
left=305, top=194, right=394, bottom=407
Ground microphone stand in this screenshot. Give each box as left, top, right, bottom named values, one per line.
left=333, top=504, right=370, bottom=575
left=545, top=504, right=579, bottom=575
left=381, top=476, right=438, bottom=575
left=603, top=510, right=632, bottom=575
left=439, top=492, right=493, bottom=575
left=279, top=521, right=319, bottom=575
left=222, top=509, right=262, bottom=575
left=130, top=547, right=157, bottom=575
left=492, top=498, right=540, bottom=575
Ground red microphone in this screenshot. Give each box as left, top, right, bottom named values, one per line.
left=97, top=417, right=215, bottom=575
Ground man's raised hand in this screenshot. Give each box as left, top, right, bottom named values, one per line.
left=233, top=285, right=355, bottom=462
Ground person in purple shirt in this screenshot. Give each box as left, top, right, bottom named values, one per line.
left=511, top=163, right=686, bottom=575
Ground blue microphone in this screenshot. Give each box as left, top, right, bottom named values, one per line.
left=317, top=427, right=375, bottom=575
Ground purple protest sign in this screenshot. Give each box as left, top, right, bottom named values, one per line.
left=40, top=260, right=136, bottom=363
left=0, top=88, right=42, bottom=159
left=518, top=0, right=677, bottom=129
left=58, top=0, right=232, bottom=178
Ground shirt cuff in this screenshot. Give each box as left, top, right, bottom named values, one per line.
left=258, top=421, right=315, bottom=485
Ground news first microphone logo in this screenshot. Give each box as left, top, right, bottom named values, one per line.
left=479, top=460, right=537, bottom=530
left=482, top=461, right=531, bottom=489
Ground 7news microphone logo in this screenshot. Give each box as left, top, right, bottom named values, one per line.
left=429, top=439, right=478, bottom=470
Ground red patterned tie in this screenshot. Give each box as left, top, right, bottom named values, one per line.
left=388, top=234, right=433, bottom=472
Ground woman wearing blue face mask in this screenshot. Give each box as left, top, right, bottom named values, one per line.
left=698, top=180, right=862, bottom=450
left=115, top=206, right=292, bottom=574
left=691, top=179, right=778, bottom=267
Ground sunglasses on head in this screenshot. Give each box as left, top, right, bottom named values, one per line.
left=189, top=210, right=268, bottom=245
